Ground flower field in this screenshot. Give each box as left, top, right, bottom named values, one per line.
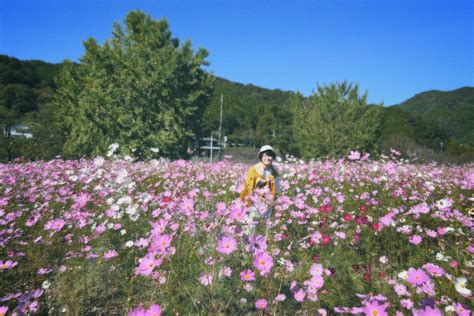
left=0, top=153, right=473, bottom=315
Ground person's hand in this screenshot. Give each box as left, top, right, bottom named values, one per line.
left=256, top=179, right=267, bottom=188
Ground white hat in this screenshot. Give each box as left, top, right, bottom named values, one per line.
left=258, top=145, right=276, bottom=160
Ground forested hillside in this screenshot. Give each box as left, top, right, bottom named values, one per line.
left=395, top=87, right=474, bottom=146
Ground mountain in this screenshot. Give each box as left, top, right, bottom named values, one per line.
left=392, top=87, right=474, bottom=146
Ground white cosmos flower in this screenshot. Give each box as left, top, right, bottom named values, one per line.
left=107, top=143, right=119, bottom=157
left=398, top=271, right=408, bottom=280
left=445, top=306, right=455, bottom=313
left=379, top=256, right=389, bottom=264
left=436, top=198, right=452, bottom=209
left=117, top=196, right=132, bottom=205
left=454, top=277, right=472, bottom=296
left=125, top=241, right=134, bottom=248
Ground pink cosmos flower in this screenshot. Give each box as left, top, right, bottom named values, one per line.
left=253, top=252, right=273, bottom=276
left=406, top=268, right=429, bottom=285
left=103, top=249, right=118, bottom=260
left=394, top=283, right=408, bottom=296
left=94, top=224, right=106, bottom=236
left=363, top=300, right=388, bottom=316
left=240, top=269, right=256, bottom=282
left=199, top=272, right=213, bottom=286
left=128, top=305, right=146, bottom=316
left=275, top=294, right=286, bottom=302
left=310, top=263, right=324, bottom=276
left=317, top=308, right=327, bottom=316
left=149, top=234, right=172, bottom=253
left=409, top=235, right=422, bottom=245
left=453, top=302, right=471, bottom=316
left=294, top=288, right=306, bottom=302
left=37, top=267, right=53, bottom=275
left=44, top=219, right=66, bottom=232
left=308, top=275, right=324, bottom=289
left=400, top=299, right=413, bottom=309
left=136, top=256, right=158, bottom=276
left=229, top=206, right=246, bottom=220
left=407, top=203, right=430, bottom=216
left=146, top=304, right=161, bottom=316
left=423, top=263, right=445, bottom=277
left=217, top=236, right=237, bottom=255
left=255, top=299, right=267, bottom=310
left=348, top=151, right=361, bottom=160
left=0, top=260, right=18, bottom=270
left=72, top=191, right=90, bottom=209
left=468, top=244, right=474, bottom=254
left=413, top=306, right=442, bottom=316
left=219, top=266, right=232, bottom=278
left=0, top=306, right=8, bottom=315
left=246, top=235, right=268, bottom=254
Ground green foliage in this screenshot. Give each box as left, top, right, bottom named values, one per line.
left=0, top=56, right=64, bottom=161
left=292, top=82, right=383, bottom=159
left=396, top=87, right=474, bottom=147
left=379, top=106, right=449, bottom=155
left=55, top=11, right=213, bottom=160
left=202, top=78, right=295, bottom=152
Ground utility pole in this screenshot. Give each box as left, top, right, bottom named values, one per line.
left=210, top=131, right=213, bottom=163
left=218, top=94, right=223, bottom=148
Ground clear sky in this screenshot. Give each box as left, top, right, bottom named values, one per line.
left=1, top=0, right=472, bottom=105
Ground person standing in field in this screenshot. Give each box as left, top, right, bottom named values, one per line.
left=240, top=145, right=280, bottom=232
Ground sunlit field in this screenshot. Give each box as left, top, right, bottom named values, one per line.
left=1, top=151, right=472, bottom=315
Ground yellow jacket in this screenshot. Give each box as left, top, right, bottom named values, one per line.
left=240, top=163, right=279, bottom=202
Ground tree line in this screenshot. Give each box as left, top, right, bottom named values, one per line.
left=1, top=11, right=471, bottom=162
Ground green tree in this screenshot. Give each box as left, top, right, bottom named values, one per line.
left=0, top=84, right=38, bottom=161
left=55, top=11, right=213, bottom=159
left=292, top=82, right=383, bottom=159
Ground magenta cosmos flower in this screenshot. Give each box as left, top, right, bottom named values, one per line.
left=146, top=304, right=161, bottom=316
left=406, top=268, right=429, bottom=285
left=363, top=301, right=388, bottom=316
left=217, top=236, right=237, bottom=255
left=253, top=252, right=273, bottom=276
left=240, top=269, right=256, bottom=282
left=128, top=305, right=146, bottom=316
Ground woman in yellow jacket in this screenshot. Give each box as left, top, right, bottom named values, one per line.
left=240, top=145, right=280, bottom=224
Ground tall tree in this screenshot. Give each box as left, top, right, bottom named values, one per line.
left=292, top=82, right=383, bottom=159
left=55, top=11, right=213, bottom=159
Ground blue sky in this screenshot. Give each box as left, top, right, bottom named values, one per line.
left=1, top=0, right=472, bottom=105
